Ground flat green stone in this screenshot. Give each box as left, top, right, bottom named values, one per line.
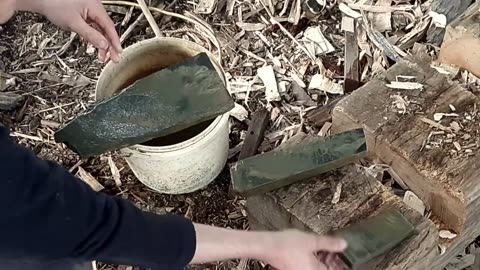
left=55, top=53, right=234, bottom=157
left=230, top=129, right=367, bottom=195
left=332, top=210, right=416, bottom=269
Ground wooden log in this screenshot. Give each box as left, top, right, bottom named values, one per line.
left=247, top=162, right=439, bottom=269
left=331, top=60, right=480, bottom=268
left=238, top=108, right=270, bottom=160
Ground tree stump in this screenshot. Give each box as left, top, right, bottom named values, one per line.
left=247, top=163, right=438, bottom=269
left=332, top=60, right=480, bottom=268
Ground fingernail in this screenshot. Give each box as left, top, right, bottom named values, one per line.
left=339, top=239, right=348, bottom=249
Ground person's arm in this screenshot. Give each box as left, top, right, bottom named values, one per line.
left=0, top=123, right=347, bottom=270
left=0, top=125, right=196, bottom=269
left=191, top=224, right=347, bottom=270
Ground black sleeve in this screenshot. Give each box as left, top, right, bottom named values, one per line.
left=0, top=125, right=196, bottom=269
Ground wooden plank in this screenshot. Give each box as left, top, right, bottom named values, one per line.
left=247, top=162, right=439, bottom=269
left=305, top=98, right=342, bottom=128
left=331, top=60, right=480, bottom=268
left=238, top=108, right=270, bottom=160
left=343, top=16, right=360, bottom=93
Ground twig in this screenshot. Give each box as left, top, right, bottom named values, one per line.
left=101, top=1, right=222, bottom=61
left=135, top=0, right=162, bottom=37
left=120, top=13, right=145, bottom=44
left=258, top=0, right=315, bottom=61
left=11, top=132, right=54, bottom=144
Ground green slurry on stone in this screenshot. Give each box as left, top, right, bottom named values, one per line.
left=230, top=129, right=367, bottom=196
left=55, top=52, right=234, bottom=157
left=332, top=210, right=416, bottom=269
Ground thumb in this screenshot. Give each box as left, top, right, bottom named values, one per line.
left=70, top=18, right=109, bottom=52
left=314, top=236, right=348, bottom=253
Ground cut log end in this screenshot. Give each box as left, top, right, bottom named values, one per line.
left=330, top=60, right=480, bottom=264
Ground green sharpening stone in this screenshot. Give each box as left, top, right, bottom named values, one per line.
left=230, top=128, right=367, bottom=196
left=54, top=52, right=234, bottom=157
left=332, top=210, right=416, bottom=269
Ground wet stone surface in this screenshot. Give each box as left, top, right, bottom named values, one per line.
left=230, top=129, right=367, bottom=196
left=55, top=53, right=234, bottom=157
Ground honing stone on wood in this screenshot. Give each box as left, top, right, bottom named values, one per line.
left=230, top=129, right=367, bottom=196
left=247, top=161, right=439, bottom=269
left=331, top=60, right=480, bottom=269
left=55, top=53, right=234, bottom=157
left=331, top=210, right=415, bottom=269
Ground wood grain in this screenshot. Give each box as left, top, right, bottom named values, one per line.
left=331, top=60, right=480, bottom=268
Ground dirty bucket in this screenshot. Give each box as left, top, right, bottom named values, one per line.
left=95, top=37, right=229, bottom=194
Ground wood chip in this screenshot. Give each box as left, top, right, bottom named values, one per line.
left=332, top=182, right=343, bottom=204
left=230, top=103, right=249, bottom=121
left=450, top=121, right=461, bottom=132
left=77, top=167, right=104, bottom=192
left=236, top=22, right=266, bottom=32
left=370, top=0, right=393, bottom=32
left=420, top=117, right=452, bottom=132
left=386, top=81, right=423, bottom=90
left=403, top=191, right=425, bottom=215
left=348, top=3, right=415, bottom=13
left=453, top=141, right=462, bottom=151
left=339, top=3, right=362, bottom=19
left=288, top=0, right=301, bottom=25
left=302, top=26, right=335, bottom=55
left=429, top=11, right=447, bottom=28
left=318, top=122, right=332, bottom=137
left=309, top=73, right=343, bottom=95
left=107, top=156, right=122, bottom=187
left=257, top=65, right=281, bottom=102
left=439, top=244, right=447, bottom=255
left=194, top=0, right=217, bottom=14
left=439, top=230, right=457, bottom=240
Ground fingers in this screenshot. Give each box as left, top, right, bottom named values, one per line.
left=309, top=254, right=327, bottom=270
left=89, top=2, right=122, bottom=53
left=71, top=18, right=109, bottom=54
left=314, top=236, right=347, bottom=253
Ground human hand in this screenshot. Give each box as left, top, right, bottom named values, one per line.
left=261, top=230, right=347, bottom=270
left=17, top=0, right=122, bottom=63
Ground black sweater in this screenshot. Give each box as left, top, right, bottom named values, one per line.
left=0, top=125, right=196, bottom=269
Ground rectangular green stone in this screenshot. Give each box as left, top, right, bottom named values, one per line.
left=230, top=129, right=367, bottom=195
left=332, top=210, right=416, bottom=269
left=55, top=52, right=234, bottom=157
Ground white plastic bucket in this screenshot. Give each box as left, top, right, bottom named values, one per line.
left=95, top=37, right=229, bottom=194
